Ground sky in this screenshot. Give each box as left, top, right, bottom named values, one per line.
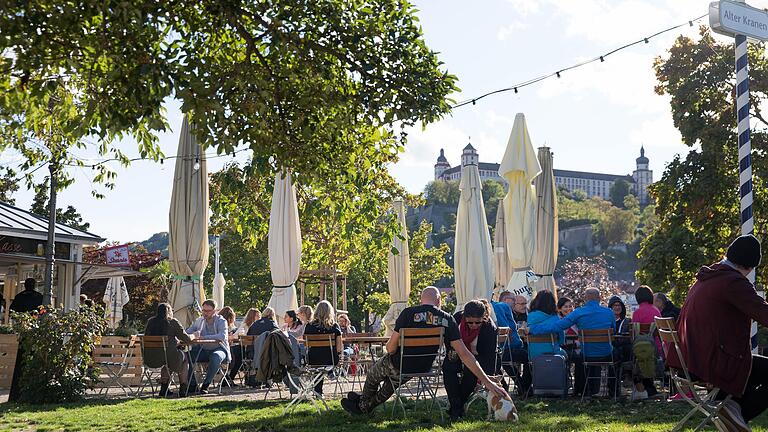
left=2, top=0, right=756, bottom=243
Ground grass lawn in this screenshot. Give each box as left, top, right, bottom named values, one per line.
left=3, top=397, right=768, bottom=432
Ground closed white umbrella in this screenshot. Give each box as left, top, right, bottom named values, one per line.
left=103, top=276, right=129, bottom=329
left=499, top=113, right=542, bottom=301
left=533, top=146, right=559, bottom=297
left=213, top=273, right=226, bottom=310
left=168, top=116, right=209, bottom=327
left=454, top=164, right=495, bottom=312
left=267, top=170, right=302, bottom=324
left=383, top=200, right=411, bottom=336
left=493, top=197, right=512, bottom=298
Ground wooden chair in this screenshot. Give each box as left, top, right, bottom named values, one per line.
left=578, top=328, right=619, bottom=401
left=655, top=317, right=730, bottom=431
left=0, top=334, right=19, bottom=390
left=138, top=335, right=173, bottom=396
left=497, top=326, right=528, bottom=398
left=235, top=335, right=255, bottom=386
left=284, top=333, right=342, bottom=414
left=93, top=335, right=138, bottom=397
left=389, top=327, right=445, bottom=421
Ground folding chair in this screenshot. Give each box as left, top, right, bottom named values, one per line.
left=578, top=328, right=619, bottom=401
left=235, top=335, right=255, bottom=386
left=497, top=327, right=527, bottom=398
left=655, top=316, right=730, bottom=432
left=389, top=327, right=445, bottom=421
left=526, top=333, right=569, bottom=398
left=93, top=336, right=137, bottom=397
left=465, top=330, right=506, bottom=419
left=284, top=333, right=341, bottom=414
left=138, top=335, right=174, bottom=396
left=188, top=348, right=232, bottom=395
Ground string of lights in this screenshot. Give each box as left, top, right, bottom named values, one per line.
left=60, top=147, right=252, bottom=169
left=450, top=13, right=708, bottom=109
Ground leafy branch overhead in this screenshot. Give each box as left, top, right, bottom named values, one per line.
left=0, top=1, right=458, bottom=196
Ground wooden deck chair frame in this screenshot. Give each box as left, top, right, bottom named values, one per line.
left=497, top=327, right=528, bottom=398
left=235, top=335, right=255, bottom=386
left=578, top=328, right=620, bottom=401
left=337, top=332, right=372, bottom=393
left=526, top=333, right=569, bottom=398
left=188, top=346, right=232, bottom=395
left=138, top=335, right=174, bottom=396
left=0, top=334, right=19, bottom=391
left=284, top=333, right=341, bottom=414
left=655, top=316, right=730, bottom=432
left=94, top=336, right=136, bottom=398
left=465, top=327, right=507, bottom=419
left=389, top=327, right=445, bottom=421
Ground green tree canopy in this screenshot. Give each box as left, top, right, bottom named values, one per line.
left=30, top=177, right=90, bottom=231
left=637, top=28, right=768, bottom=299
left=609, top=179, right=632, bottom=208
left=1, top=1, right=457, bottom=200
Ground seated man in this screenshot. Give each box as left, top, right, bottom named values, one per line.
left=185, top=299, right=231, bottom=394
left=668, top=235, right=768, bottom=431
left=341, top=287, right=509, bottom=415
left=443, top=299, right=498, bottom=419
left=528, top=287, right=614, bottom=396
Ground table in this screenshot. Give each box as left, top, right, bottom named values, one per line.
left=340, top=336, right=389, bottom=391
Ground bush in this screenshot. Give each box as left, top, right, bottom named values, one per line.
left=11, top=305, right=107, bottom=404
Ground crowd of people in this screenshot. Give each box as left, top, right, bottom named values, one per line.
left=7, top=233, right=768, bottom=430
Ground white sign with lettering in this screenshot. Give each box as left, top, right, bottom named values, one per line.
left=710, top=0, right=768, bottom=41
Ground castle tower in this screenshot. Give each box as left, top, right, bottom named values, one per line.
left=434, top=148, right=451, bottom=180
left=461, top=141, right=478, bottom=166
left=632, top=145, right=653, bottom=205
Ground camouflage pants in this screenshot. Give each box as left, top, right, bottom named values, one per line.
left=358, top=353, right=410, bottom=413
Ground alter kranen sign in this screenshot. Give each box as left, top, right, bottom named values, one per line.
left=710, top=0, right=768, bottom=41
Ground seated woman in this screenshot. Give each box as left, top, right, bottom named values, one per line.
left=144, top=302, right=193, bottom=397
left=282, top=310, right=304, bottom=339
left=337, top=313, right=356, bottom=357
left=218, top=306, right=238, bottom=342
left=235, top=308, right=260, bottom=337
left=443, top=299, right=498, bottom=419
left=630, top=285, right=662, bottom=400
left=303, top=300, right=343, bottom=396
left=527, top=291, right=566, bottom=360
left=248, top=307, right=279, bottom=336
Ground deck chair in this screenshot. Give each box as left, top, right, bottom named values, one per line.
left=578, top=328, right=619, bottom=401
left=139, top=335, right=173, bottom=396
left=465, top=329, right=506, bottom=419
left=284, top=333, right=341, bottom=414
left=94, top=335, right=137, bottom=397
left=497, top=327, right=527, bottom=397
left=655, top=316, right=730, bottom=432
left=389, top=327, right=445, bottom=421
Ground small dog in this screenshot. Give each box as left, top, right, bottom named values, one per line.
left=487, top=392, right=519, bottom=422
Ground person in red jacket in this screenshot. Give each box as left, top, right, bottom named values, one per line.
left=668, top=234, right=768, bottom=432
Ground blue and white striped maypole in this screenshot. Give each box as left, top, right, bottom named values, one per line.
left=735, top=31, right=759, bottom=352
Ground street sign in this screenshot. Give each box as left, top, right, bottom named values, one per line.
left=710, top=0, right=768, bottom=41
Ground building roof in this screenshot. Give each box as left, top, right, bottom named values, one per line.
left=0, top=201, right=105, bottom=244
left=553, top=169, right=635, bottom=183
left=636, top=146, right=649, bottom=165
left=463, top=142, right=476, bottom=152
left=436, top=148, right=449, bottom=164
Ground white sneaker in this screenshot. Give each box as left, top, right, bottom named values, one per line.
left=719, top=399, right=751, bottom=432
left=631, top=389, right=648, bottom=401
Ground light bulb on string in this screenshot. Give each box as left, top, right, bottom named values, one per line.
left=193, top=157, right=200, bottom=171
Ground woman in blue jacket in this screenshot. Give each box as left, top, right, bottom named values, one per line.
left=526, top=291, right=566, bottom=360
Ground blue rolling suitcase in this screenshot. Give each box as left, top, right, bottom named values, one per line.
left=532, top=354, right=569, bottom=397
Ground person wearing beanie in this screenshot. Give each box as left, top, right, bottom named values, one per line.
left=667, top=234, right=768, bottom=431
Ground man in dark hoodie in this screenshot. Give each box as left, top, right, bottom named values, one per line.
left=668, top=234, right=768, bottom=432
left=653, top=292, right=680, bottom=322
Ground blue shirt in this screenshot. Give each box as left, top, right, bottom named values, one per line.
left=529, top=299, right=614, bottom=358
left=492, top=301, right=522, bottom=348
left=186, top=314, right=231, bottom=361
left=526, top=310, right=566, bottom=360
